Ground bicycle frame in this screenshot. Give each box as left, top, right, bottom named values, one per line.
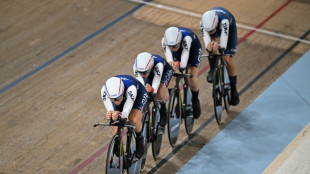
left=167, top=68, right=194, bottom=147
left=202, top=52, right=231, bottom=124
left=173, top=69, right=192, bottom=117
left=142, top=93, right=165, bottom=159
left=93, top=118, right=141, bottom=173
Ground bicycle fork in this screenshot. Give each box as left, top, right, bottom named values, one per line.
left=178, top=91, right=183, bottom=118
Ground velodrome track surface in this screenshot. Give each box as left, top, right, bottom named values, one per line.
left=0, top=0, right=309, bottom=173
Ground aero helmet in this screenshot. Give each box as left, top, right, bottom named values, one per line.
left=164, top=27, right=182, bottom=47
left=135, top=52, right=154, bottom=74
left=105, top=77, right=125, bottom=99
left=201, top=11, right=218, bottom=32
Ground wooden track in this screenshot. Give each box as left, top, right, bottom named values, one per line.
left=0, top=0, right=309, bottom=173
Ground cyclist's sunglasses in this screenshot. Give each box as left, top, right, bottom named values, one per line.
left=110, top=95, right=123, bottom=102
left=138, top=69, right=152, bottom=75
left=168, top=43, right=180, bottom=49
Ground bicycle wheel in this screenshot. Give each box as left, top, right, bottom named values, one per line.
left=223, top=65, right=231, bottom=113
left=212, top=64, right=223, bottom=125
left=184, top=84, right=194, bottom=135
left=151, top=105, right=163, bottom=159
left=106, top=135, right=124, bottom=174
left=127, top=132, right=142, bottom=174
left=167, top=88, right=181, bottom=147
left=140, top=112, right=149, bottom=171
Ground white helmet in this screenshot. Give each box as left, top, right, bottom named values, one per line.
left=201, top=11, right=218, bottom=32
left=164, top=27, right=182, bottom=47
left=105, top=77, right=125, bottom=99
left=135, top=52, right=154, bottom=74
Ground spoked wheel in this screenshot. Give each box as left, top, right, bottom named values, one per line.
left=212, top=66, right=223, bottom=125
left=106, top=135, right=124, bottom=174
left=127, top=133, right=141, bottom=174
left=184, top=85, right=194, bottom=135
left=140, top=112, right=149, bottom=171
left=167, top=88, right=181, bottom=147
left=151, top=106, right=162, bottom=159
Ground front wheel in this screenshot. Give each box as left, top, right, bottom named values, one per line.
left=184, top=85, right=194, bottom=135
left=212, top=67, right=223, bottom=125
left=151, top=106, right=163, bottom=159
left=127, top=133, right=142, bottom=174
left=224, top=88, right=231, bottom=114
left=223, top=66, right=231, bottom=113
left=140, top=112, right=149, bottom=171
left=167, top=88, right=181, bottom=147
left=106, top=135, right=124, bottom=174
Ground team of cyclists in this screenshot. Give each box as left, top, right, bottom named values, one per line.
left=101, top=7, right=240, bottom=160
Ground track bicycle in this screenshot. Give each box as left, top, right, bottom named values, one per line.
left=167, top=68, right=194, bottom=147
left=140, top=93, right=165, bottom=168
left=93, top=117, right=142, bottom=174
left=202, top=51, right=231, bottom=124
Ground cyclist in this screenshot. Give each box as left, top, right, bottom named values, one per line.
left=161, top=26, right=202, bottom=119
left=133, top=52, right=173, bottom=130
left=101, top=75, right=148, bottom=158
left=200, top=7, right=240, bottom=105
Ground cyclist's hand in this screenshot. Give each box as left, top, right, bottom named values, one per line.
left=145, top=84, right=153, bottom=93
left=111, top=111, right=120, bottom=121
left=207, top=42, right=214, bottom=53
left=169, top=61, right=177, bottom=71
left=105, top=111, right=112, bottom=120
left=172, top=61, right=180, bottom=71
left=212, top=42, right=219, bottom=54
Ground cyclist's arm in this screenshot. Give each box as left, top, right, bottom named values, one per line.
left=101, top=86, right=114, bottom=112
left=162, top=37, right=174, bottom=63
left=151, top=63, right=164, bottom=93
left=133, top=64, right=145, bottom=86
left=122, top=85, right=137, bottom=119
left=180, top=36, right=192, bottom=68
left=219, top=19, right=229, bottom=50
left=200, top=21, right=212, bottom=51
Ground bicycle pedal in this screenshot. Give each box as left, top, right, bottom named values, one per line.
left=132, top=157, right=139, bottom=163
left=186, top=108, right=193, bottom=116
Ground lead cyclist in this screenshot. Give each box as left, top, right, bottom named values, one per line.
left=200, top=7, right=240, bottom=106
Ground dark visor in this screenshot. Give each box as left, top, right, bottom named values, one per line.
left=138, top=69, right=152, bottom=75
left=110, top=94, right=123, bottom=101
left=168, top=42, right=180, bottom=49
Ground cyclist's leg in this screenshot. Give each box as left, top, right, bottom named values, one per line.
left=157, top=83, right=168, bottom=127
left=158, top=69, right=172, bottom=126
left=224, top=55, right=237, bottom=76
left=188, top=42, right=202, bottom=119
left=129, top=92, right=148, bottom=159
left=224, top=22, right=239, bottom=106
left=188, top=67, right=201, bottom=119
left=207, top=37, right=218, bottom=83
left=128, top=109, right=143, bottom=132
left=167, top=75, right=175, bottom=94
left=128, top=108, right=144, bottom=158
left=188, top=67, right=199, bottom=91
left=224, top=56, right=239, bottom=106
